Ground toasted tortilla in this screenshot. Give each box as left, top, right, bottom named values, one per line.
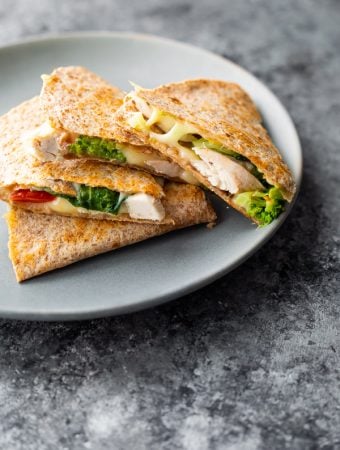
left=114, top=79, right=296, bottom=204
left=0, top=96, right=74, bottom=196
left=0, top=97, right=171, bottom=224
left=6, top=182, right=216, bottom=282
left=40, top=65, right=125, bottom=140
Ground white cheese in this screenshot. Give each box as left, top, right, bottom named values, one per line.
left=127, top=112, right=149, bottom=131
left=129, top=95, right=200, bottom=162
left=124, top=193, right=165, bottom=221
left=49, top=197, right=116, bottom=217
left=151, top=114, right=176, bottom=132
left=49, top=197, right=83, bottom=215
left=120, top=145, right=152, bottom=167
left=150, top=125, right=200, bottom=162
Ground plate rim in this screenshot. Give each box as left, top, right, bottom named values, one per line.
left=0, top=31, right=302, bottom=321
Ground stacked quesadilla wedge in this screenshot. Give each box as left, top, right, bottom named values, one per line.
left=6, top=182, right=216, bottom=281
left=114, top=79, right=296, bottom=226
left=0, top=97, right=178, bottom=224
left=0, top=89, right=216, bottom=281
left=33, top=66, right=197, bottom=185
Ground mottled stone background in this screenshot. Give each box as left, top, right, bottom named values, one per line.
left=0, top=0, right=339, bottom=449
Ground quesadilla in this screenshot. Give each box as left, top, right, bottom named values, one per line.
left=31, top=66, right=197, bottom=184
left=0, top=97, right=179, bottom=224
left=6, top=182, right=217, bottom=281
left=114, top=79, right=296, bottom=226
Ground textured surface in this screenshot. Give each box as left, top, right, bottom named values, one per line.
left=0, top=1, right=339, bottom=449
left=40, top=65, right=124, bottom=139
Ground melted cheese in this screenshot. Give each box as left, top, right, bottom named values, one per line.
left=49, top=194, right=165, bottom=221
left=49, top=198, right=87, bottom=216
left=128, top=95, right=200, bottom=162
left=119, top=145, right=155, bottom=167
left=150, top=123, right=200, bottom=161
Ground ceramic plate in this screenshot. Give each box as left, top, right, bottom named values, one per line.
left=0, top=32, right=302, bottom=320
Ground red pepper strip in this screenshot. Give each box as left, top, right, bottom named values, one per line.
left=10, top=189, right=56, bottom=203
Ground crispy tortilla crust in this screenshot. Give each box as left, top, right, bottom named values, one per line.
left=0, top=97, right=168, bottom=222
left=42, top=159, right=164, bottom=198
left=114, top=79, right=296, bottom=202
left=6, top=183, right=217, bottom=282
left=40, top=65, right=125, bottom=139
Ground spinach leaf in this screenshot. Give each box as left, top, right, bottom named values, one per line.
left=44, top=185, right=126, bottom=214
left=69, top=135, right=127, bottom=162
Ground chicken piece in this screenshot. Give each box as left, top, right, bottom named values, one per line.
left=191, top=147, right=264, bottom=194
left=24, top=121, right=60, bottom=160
left=123, top=193, right=165, bottom=221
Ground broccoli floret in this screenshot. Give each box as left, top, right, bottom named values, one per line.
left=233, top=187, right=285, bottom=226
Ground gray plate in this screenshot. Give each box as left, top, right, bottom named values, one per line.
left=0, top=32, right=302, bottom=320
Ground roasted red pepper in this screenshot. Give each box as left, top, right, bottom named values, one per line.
left=10, top=189, right=56, bottom=203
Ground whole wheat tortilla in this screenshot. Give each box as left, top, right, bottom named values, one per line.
left=0, top=97, right=170, bottom=224
left=114, top=79, right=296, bottom=203
left=40, top=65, right=125, bottom=139
left=6, top=182, right=216, bottom=282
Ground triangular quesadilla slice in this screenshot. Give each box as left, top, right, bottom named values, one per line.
left=6, top=182, right=216, bottom=281
left=34, top=66, right=196, bottom=184
left=0, top=97, right=178, bottom=224
left=114, top=79, right=296, bottom=226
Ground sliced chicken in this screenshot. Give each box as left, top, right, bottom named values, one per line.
left=23, top=121, right=60, bottom=160
left=192, top=147, right=264, bottom=194
left=123, top=193, right=165, bottom=221
left=24, top=122, right=77, bottom=160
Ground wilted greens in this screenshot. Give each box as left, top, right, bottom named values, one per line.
left=69, top=135, right=126, bottom=162
left=44, top=185, right=127, bottom=214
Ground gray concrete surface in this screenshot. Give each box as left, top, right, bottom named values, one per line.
left=0, top=0, right=339, bottom=449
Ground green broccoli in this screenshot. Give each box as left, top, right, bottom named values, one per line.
left=233, top=187, right=285, bottom=226
left=69, top=135, right=127, bottom=162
